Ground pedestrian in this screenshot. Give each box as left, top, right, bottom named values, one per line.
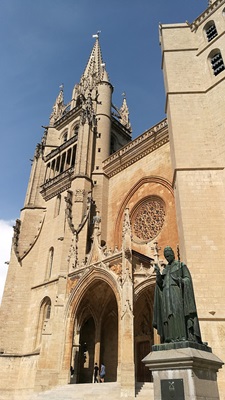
left=99, top=363, right=105, bottom=383
left=70, top=365, right=74, bottom=377
left=94, top=363, right=99, bottom=383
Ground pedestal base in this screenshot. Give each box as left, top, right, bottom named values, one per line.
left=142, top=342, right=224, bottom=400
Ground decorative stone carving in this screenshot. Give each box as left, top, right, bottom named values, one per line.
left=74, top=189, right=86, bottom=203
left=65, top=191, right=75, bottom=233
left=110, top=263, right=122, bottom=276
left=67, top=234, right=78, bottom=269
left=12, top=210, right=46, bottom=263
left=122, top=207, right=132, bottom=257
left=121, top=299, right=133, bottom=320
left=49, top=87, right=64, bottom=125
left=34, top=143, right=43, bottom=159
left=93, top=213, right=101, bottom=226
left=80, top=91, right=97, bottom=128
left=41, top=129, right=47, bottom=147
left=119, top=96, right=132, bottom=132
left=13, top=219, right=21, bottom=260
left=132, top=197, right=165, bottom=242
left=65, top=190, right=92, bottom=235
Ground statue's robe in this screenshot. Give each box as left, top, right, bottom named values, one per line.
left=153, top=261, right=202, bottom=343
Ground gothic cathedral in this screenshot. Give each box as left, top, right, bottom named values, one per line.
left=0, top=1, right=225, bottom=399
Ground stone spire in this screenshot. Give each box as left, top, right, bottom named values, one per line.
left=71, top=34, right=110, bottom=109
left=82, top=35, right=106, bottom=85
left=119, top=94, right=132, bottom=132
left=49, top=85, right=64, bottom=125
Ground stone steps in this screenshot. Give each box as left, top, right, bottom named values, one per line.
left=135, top=382, right=154, bottom=399
left=30, top=382, right=121, bottom=400
left=23, top=382, right=154, bottom=400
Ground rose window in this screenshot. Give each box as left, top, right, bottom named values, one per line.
left=132, top=198, right=165, bottom=242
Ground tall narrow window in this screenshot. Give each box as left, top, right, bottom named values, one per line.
left=55, top=156, right=60, bottom=175
left=62, top=130, right=68, bottom=143
left=54, top=194, right=61, bottom=217
left=66, top=148, right=72, bottom=169
left=205, top=21, right=218, bottom=42
left=51, top=159, right=56, bottom=178
left=71, top=145, right=77, bottom=167
left=46, top=247, right=54, bottom=279
left=35, top=297, right=51, bottom=348
left=60, top=152, right=66, bottom=173
left=73, top=124, right=79, bottom=138
left=210, top=50, right=225, bottom=76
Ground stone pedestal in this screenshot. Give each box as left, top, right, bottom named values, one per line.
left=142, top=342, right=224, bottom=400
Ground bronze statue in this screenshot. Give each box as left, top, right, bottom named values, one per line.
left=153, top=246, right=202, bottom=344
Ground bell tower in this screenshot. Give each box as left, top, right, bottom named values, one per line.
left=37, top=34, right=132, bottom=264
left=0, top=34, right=132, bottom=360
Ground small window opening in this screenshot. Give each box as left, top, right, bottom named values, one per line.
left=73, top=124, right=79, bottom=138
left=62, top=132, right=68, bottom=143
left=46, top=247, right=54, bottom=279
left=211, top=51, right=225, bottom=76
left=54, top=194, right=61, bottom=217
left=205, top=21, right=218, bottom=42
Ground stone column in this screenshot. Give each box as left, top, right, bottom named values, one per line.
left=120, top=208, right=135, bottom=398
left=94, top=323, right=101, bottom=367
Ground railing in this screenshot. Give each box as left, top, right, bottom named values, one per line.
left=41, top=167, right=74, bottom=190
left=45, top=135, right=78, bottom=162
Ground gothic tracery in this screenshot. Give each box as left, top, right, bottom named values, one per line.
left=132, top=198, right=165, bottom=242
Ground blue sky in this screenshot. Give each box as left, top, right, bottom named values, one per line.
left=0, top=1, right=207, bottom=300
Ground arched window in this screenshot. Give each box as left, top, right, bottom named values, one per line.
left=73, top=124, right=79, bottom=138
left=209, top=49, right=225, bottom=76
left=204, top=20, right=218, bottom=42
left=35, top=297, right=51, bottom=348
left=62, top=130, right=68, bottom=143
left=46, top=247, right=54, bottom=279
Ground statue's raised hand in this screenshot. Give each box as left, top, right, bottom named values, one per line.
left=154, top=264, right=160, bottom=274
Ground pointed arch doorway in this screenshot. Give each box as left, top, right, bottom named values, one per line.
left=71, top=279, right=118, bottom=383
left=134, top=285, right=155, bottom=383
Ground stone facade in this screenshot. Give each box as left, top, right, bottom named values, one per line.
left=0, top=2, right=225, bottom=399
left=160, top=0, right=225, bottom=396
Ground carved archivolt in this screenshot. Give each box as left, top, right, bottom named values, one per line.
left=132, top=196, right=165, bottom=243
left=65, top=268, right=121, bottom=320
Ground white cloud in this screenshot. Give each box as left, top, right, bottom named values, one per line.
left=0, top=220, right=14, bottom=304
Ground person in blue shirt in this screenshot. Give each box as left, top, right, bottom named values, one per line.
left=100, top=363, right=106, bottom=382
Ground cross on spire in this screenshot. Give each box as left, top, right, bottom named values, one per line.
left=92, top=30, right=101, bottom=39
